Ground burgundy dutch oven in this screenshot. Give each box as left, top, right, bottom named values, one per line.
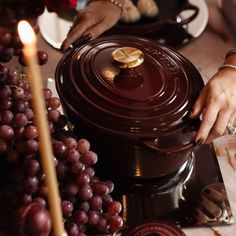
left=55, top=35, right=204, bottom=179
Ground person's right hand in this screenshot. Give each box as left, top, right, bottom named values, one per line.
left=61, top=0, right=124, bottom=51
left=190, top=64, right=236, bottom=144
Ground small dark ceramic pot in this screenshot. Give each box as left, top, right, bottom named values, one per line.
left=115, top=220, right=186, bottom=236
left=107, top=0, right=199, bottom=39
left=55, top=35, right=204, bottom=179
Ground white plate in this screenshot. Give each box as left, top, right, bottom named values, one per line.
left=182, top=0, right=208, bottom=38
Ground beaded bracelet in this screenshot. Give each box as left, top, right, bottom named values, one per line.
left=109, top=0, right=123, bottom=11
left=218, top=64, right=236, bottom=71
left=225, top=48, right=236, bottom=59
left=92, top=0, right=124, bottom=13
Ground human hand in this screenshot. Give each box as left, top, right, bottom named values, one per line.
left=61, top=0, right=124, bottom=51
left=190, top=66, right=236, bottom=144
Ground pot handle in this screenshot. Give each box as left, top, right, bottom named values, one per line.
left=139, top=139, right=195, bottom=155
left=168, top=2, right=199, bottom=26
left=139, top=118, right=200, bottom=154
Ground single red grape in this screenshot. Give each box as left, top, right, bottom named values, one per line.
left=37, top=51, right=48, bottom=65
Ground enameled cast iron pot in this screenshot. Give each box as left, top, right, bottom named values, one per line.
left=55, top=35, right=204, bottom=179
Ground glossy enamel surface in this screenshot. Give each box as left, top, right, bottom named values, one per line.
left=55, top=35, right=204, bottom=178
left=56, top=36, right=203, bottom=137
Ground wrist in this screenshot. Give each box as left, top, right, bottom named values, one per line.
left=217, top=48, right=236, bottom=75
left=224, top=55, right=236, bottom=65
left=219, top=64, right=236, bottom=72
left=224, top=48, right=236, bottom=64
left=90, top=0, right=125, bottom=12
left=225, top=48, right=236, bottom=59
left=219, top=48, right=236, bottom=71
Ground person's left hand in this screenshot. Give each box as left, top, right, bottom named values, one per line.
left=61, top=1, right=123, bottom=51
left=190, top=67, right=236, bottom=144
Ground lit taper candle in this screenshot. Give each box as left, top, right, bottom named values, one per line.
left=18, top=20, right=66, bottom=236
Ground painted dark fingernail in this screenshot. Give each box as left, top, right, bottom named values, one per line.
left=84, top=33, right=92, bottom=40
left=61, top=34, right=92, bottom=52
left=72, top=34, right=92, bottom=47
left=189, top=110, right=195, bottom=118
left=196, top=138, right=204, bottom=145
left=60, top=43, right=67, bottom=52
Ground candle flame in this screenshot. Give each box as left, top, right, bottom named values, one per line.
left=18, top=20, right=36, bottom=45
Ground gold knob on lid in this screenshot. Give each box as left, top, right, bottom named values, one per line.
left=112, top=47, right=144, bottom=69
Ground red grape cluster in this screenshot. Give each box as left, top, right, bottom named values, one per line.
left=0, top=0, right=48, bottom=65
left=0, top=63, right=124, bottom=236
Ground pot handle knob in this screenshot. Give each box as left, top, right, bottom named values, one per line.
left=112, top=47, right=144, bottom=69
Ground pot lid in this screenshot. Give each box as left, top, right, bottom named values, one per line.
left=56, top=35, right=204, bottom=138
